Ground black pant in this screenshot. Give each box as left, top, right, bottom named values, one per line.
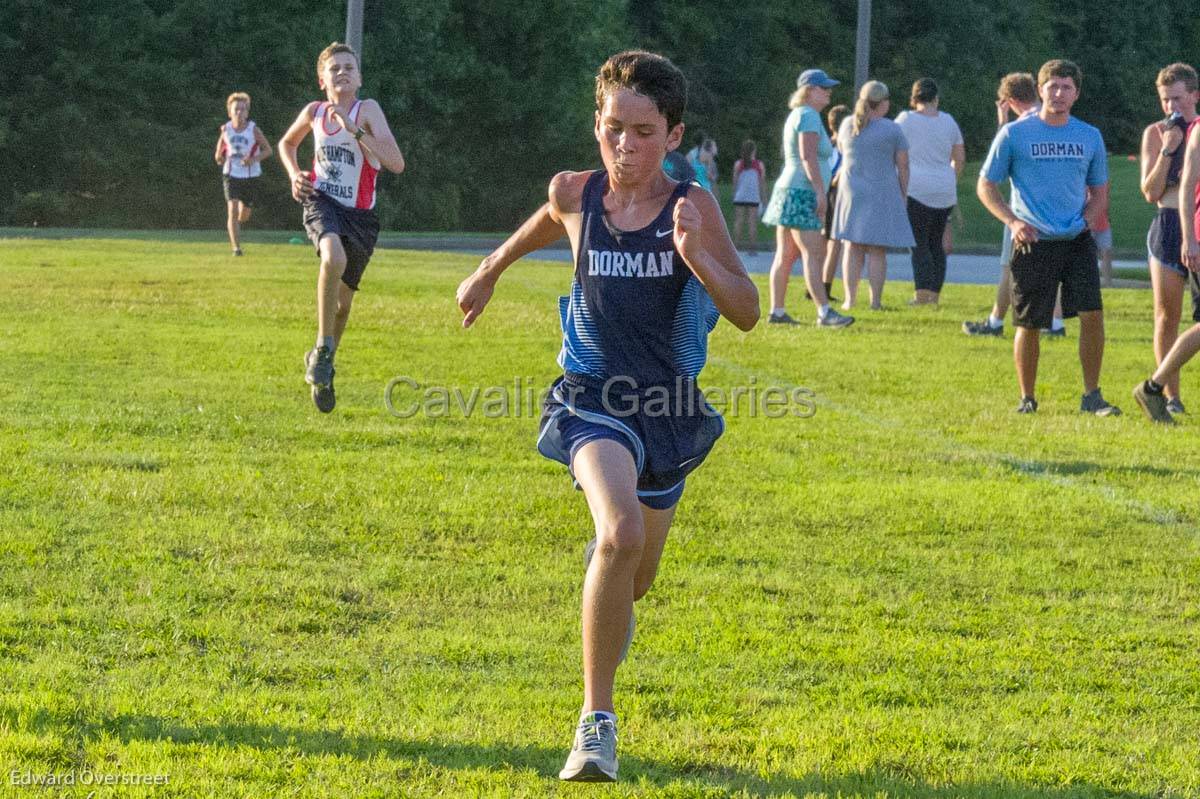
left=906, top=197, right=953, bottom=293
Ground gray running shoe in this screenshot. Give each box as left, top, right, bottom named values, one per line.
left=817, top=308, right=855, bottom=328
left=1166, top=397, right=1186, bottom=415
left=767, top=311, right=800, bottom=325
left=305, top=348, right=336, bottom=413
left=1016, top=396, right=1038, bottom=414
left=1080, top=388, right=1121, bottom=417
left=584, top=537, right=635, bottom=664
left=1133, top=382, right=1174, bottom=424
left=963, top=319, right=1003, bottom=337
left=559, top=713, right=618, bottom=782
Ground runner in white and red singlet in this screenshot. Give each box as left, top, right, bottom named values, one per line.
left=278, top=42, right=406, bottom=413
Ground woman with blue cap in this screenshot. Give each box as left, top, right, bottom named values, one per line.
left=763, top=69, right=855, bottom=327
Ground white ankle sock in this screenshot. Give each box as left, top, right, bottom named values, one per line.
left=771, top=307, right=786, bottom=317
left=988, top=314, right=1003, bottom=328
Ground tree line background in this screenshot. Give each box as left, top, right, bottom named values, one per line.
left=2, top=0, right=1198, bottom=232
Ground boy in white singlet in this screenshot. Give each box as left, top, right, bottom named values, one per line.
left=277, top=42, right=406, bottom=413
left=214, top=92, right=272, bottom=256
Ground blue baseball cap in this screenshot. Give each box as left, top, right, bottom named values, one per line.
left=798, top=69, right=839, bottom=89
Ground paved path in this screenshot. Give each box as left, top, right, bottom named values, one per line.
left=412, top=242, right=1148, bottom=287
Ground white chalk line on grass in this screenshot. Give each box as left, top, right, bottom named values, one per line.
left=708, top=357, right=1186, bottom=527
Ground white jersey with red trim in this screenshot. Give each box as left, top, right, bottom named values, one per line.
left=309, top=100, right=380, bottom=210
left=219, top=121, right=262, bottom=179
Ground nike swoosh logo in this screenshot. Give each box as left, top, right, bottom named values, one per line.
left=655, top=228, right=673, bottom=238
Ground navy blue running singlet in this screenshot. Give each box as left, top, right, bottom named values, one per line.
left=558, top=170, right=719, bottom=387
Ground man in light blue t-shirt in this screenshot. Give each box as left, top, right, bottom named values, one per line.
left=977, top=59, right=1121, bottom=416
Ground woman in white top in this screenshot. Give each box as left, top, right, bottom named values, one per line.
left=896, top=78, right=965, bottom=305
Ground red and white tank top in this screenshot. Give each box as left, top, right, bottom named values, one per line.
left=309, top=100, right=380, bottom=210
left=219, top=121, right=262, bottom=179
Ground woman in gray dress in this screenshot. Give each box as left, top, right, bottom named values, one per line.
left=831, top=81, right=915, bottom=309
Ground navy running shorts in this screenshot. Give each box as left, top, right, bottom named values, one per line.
left=537, top=372, right=724, bottom=510
left=1148, top=207, right=1200, bottom=321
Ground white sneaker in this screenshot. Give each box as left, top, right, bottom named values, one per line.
left=559, top=713, right=618, bottom=782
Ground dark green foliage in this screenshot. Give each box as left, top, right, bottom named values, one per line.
left=1, top=0, right=1195, bottom=229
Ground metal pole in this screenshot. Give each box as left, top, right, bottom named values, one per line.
left=855, top=0, right=871, bottom=92
left=346, top=0, right=364, bottom=58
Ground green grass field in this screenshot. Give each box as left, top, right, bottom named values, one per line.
left=2, top=236, right=1198, bottom=798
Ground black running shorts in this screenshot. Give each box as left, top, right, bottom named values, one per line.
left=223, top=176, right=258, bottom=205
left=1009, top=231, right=1102, bottom=329
left=301, top=191, right=381, bottom=291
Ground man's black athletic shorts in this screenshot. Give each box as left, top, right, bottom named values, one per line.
left=1010, top=230, right=1102, bottom=329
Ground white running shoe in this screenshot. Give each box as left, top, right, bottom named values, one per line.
left=559, top=712, right=618, bottom=782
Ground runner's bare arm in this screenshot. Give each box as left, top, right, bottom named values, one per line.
left=250, top=126, right=273, bottom=166
left=1083, top=183, right=1109, bottom=233
left=673, top=189, right=759, bottom=331
left=456, top=172, right=586, bottom=328
left=977, top=176, right=1038, bottom=245
left=330, top=100, right=404, bottom=174
left=1180, top=134, right=1200, bottom=270
left=278, top=103, right=319, bottom=201
left=1140, top=123, right=1178, bottom=203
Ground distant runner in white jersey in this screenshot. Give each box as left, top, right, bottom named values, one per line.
left=213, top=92, right=272, bottom=256
left=278, top=42, right=406, bottom=414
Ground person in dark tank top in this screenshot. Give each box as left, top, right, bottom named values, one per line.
left=455, top=50, right=758, bottom=783
left=1135, top=73, right=1200, bottom=423
left=1138, top=62, right=1200, bottom=415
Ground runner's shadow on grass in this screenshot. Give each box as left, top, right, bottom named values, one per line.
left=10, top=709, right=1162, bottom=799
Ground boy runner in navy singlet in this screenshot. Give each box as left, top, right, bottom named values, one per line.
left=278, top=42, right=406, bottom=413
left=456, top=51, right=760, bottom=782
